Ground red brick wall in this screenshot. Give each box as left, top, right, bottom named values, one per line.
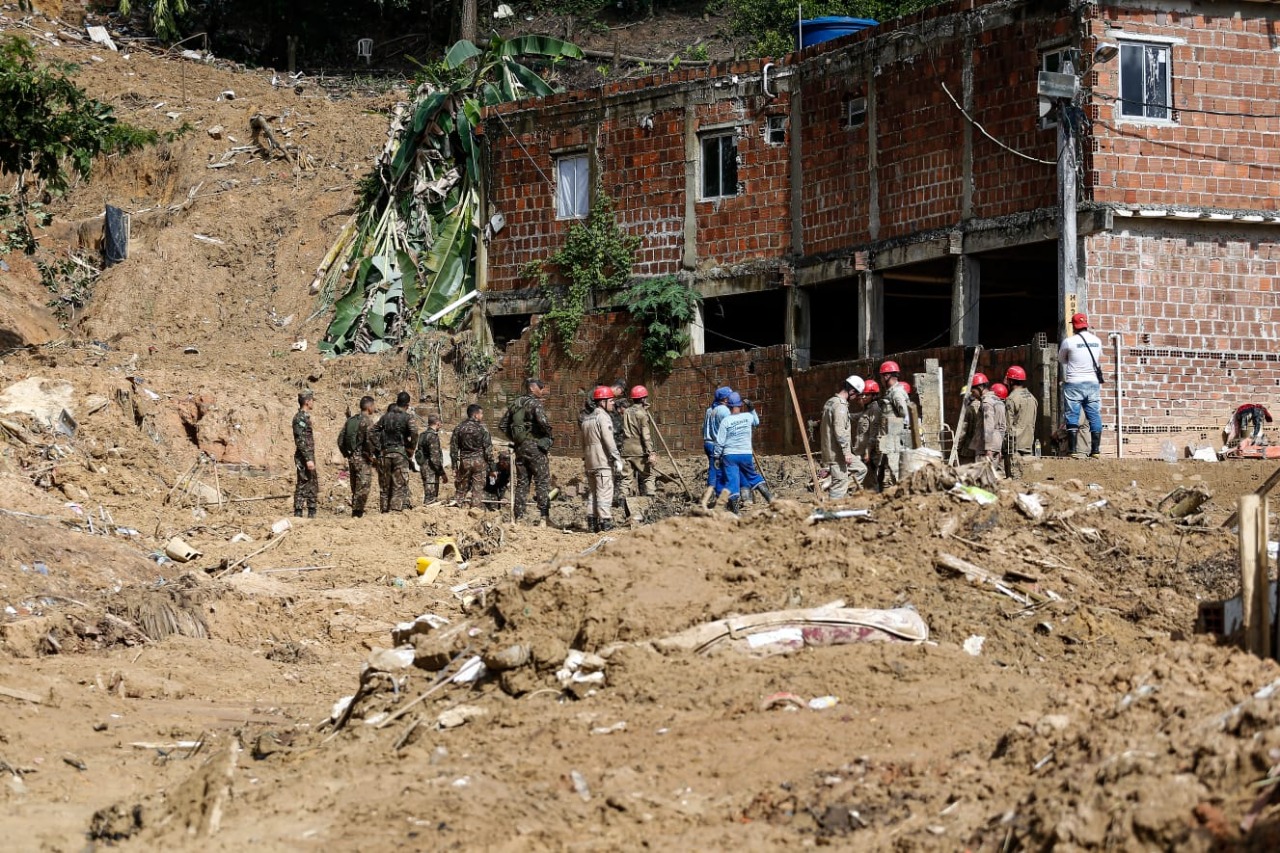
left=1086, top=228, right=1280, bottom=456
left=484, top=311, right=790, bottom=456
left=1088, top=5, right=1280, bottom=211
left=601, top=114, right=686, bottom=279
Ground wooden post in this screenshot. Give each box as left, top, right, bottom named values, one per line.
left=509, top=446, right=517, bottom=523
left=786, top=377, right=823, bottom=504
left=1240, top=495, right=1271, bottom=657
left=650, top=416, right=693, bottom=499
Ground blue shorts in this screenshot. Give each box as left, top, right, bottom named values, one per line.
left=721, top=453, right=764, bottom=497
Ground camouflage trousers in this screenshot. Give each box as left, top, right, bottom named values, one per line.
left=513, top=442, right=550, bottom=518
left=382, top=453, right=411, bottom=512
left=619, top=455, right=657, bottom=497
left=421, top=470, right=441, bottom=503
left=349, top=455, right=374, bottom=516
left=455, top=456, right=487, bottom=508
left=293, top=455, right=317, bottom=513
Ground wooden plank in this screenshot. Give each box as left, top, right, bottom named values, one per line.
left=787, top=377, right=824, bottom=505
left=0, top=685, right=43, bottom=704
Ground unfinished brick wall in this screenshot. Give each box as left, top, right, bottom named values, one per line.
left=483, top=311, right=790, bottom=456
left=1088, top=5, right=1280, bottom=211
left=1086, top=226, right=1280, bottom=456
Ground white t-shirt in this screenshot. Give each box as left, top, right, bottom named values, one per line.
left=1058, top=330, right=1103, bottom=384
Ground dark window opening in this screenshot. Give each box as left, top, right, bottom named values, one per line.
left=883, top=259, right=953, bottom=354
left=974, top=243, right=1058, bottom=347
left=766, top=115, right=787, bottom=145
left=491, top=313, right=533, bottom=350
left=809, top=282, right=861, bottom=363
left=701, top=132, right=738, bottom=199
left=844, top=96, right=866, bottom=129
left=703, top=289, right=786, bottom=353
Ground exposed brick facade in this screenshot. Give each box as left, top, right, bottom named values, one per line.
left=480, top=0, right=1280, bottom=458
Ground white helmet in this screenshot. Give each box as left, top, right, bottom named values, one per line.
left=844, top=375, right=865, bottom=394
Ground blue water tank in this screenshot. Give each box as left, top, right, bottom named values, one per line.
left=794, top=16, right=879, bottom=50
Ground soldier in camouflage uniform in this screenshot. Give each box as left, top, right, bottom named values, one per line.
left=500, top=378, right=554, bottom=524
left=451, top=404, right=492, bottom=509
left=292, top=390, right=318, bottom=518
left=376, top=391, right=418, bottom=512
left=415, top=413, right=447, bottom=503
left=350, top=395, right=378, bottom=517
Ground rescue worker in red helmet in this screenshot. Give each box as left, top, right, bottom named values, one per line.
left=1058, top=313, right=1104, bottom=458
left=1003, top=365, right=1038, bottom=458
left=877, top=360, right=910, bottom=487
left=853, top=379, right=883, bottom=491
left=620, top=385, right=658, bottom=500
left=991, top=383, right=1009, bottom=400
left=820, top=375, right=865, bottom=499
left=967, top=373, right=1006, bottom=467
left=581, top=386, right=623, bottom=532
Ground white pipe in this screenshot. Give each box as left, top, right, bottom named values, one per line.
left=424, top=288, right=479, bottom=326
left=1108, top=332, right=1122, bottom=458
left=763, top=62, right=776, bottom=98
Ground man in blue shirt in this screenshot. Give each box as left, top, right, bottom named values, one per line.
left=714, top=392, right=774, bottom=514
left=701, top=386, right=733, bottom=509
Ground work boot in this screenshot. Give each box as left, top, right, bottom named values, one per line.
left=539, top=506, right=550, bottom=528
left=308, top=507, right=316, bottom=519
left=294, top=508, right=303, bottom=518
left=754, top=484, right=775, bottom=504
left=727, top=496, right=741, bottom=515
left=700, top=486, right=715, bottom=509
left=1067, top=427, right=1086, bottom=459
left=352, top=510, right=363, bottom=518
left=587, top=516, right=597, bottom=534
left=599, top=520, right=615, bottom=532
left=1090, top=432, right=1102, bottom=459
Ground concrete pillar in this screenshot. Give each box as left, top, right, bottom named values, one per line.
left=789, top=67, right=804, bottom=256
left=913, top=359, right=944, bottom=451
left=689, top=300, right=706, bottom=356
left=866, top=65, right=879, bottom=241
left=682, top=97, right=698, bottom=271
left=951, top=255, right=980, bottom=346
left=857, top=271, right=883, bottom=360
left=787, top=287, right=812, bottom=369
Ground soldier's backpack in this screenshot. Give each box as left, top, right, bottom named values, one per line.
left=501, top=398, right=532, bottom=445
left=337, top=414, right=362, bottom=458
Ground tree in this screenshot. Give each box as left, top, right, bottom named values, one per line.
left=317, top=34, right=585, bottom=355
left=728, top=0, right=936, bottom=56
left=0, top=36, right=118, bottom=251
left=118, top=0, right=189, bottom=43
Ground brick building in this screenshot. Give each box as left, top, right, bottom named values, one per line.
left=480, top=0, right=1280, bottom=458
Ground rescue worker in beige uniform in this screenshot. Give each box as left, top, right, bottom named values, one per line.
left=966, top=373, right=1007, bottom=466
left=820, top=375, right=865, bottom=499
left=878, top=361, right=910, bottom=487
left=582, top=385, right=623, bottom=532
left=1003, top=365, right=1038, bottom=455
left=620, top=385, right=658, bottom=497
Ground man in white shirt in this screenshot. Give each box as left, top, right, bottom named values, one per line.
left=1057, top=312, right=1104, bottom=458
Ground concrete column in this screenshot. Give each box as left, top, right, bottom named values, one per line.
left=682, top=97, right=698, bottom=271
left=960, top=26, right=974, bottom=220
left=857, top=271, right=884, bottom=360
left=787, top=287, right=812, bottom=369
left=689, top=300, right=706, bottom=356
left=867, top=65, right=879, bottom=241
left=951, top=255, right=980, bottom=346
left=789, top=68, right=805, bottom=256
left=913, top=359, right=944, bottom=451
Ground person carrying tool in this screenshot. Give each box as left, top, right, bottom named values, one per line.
left=500, top=377, right=554, bottom=525
left=1058, top=312, right=1104, bottom=459
left=853, top=379, right=882, bottom=491
left=582, top=385, right=623, bottom=532
left=701, top=386, right=733, bottom=509
left=621, top=385, right=658, bottom=497
left=714, top=392, right=773, bottom=514
left=878, top=361, right=910, bottom=488
left=820, top=375, right=865, bottom=499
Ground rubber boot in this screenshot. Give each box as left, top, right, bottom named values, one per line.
left=599, top=519, right=615, bottom=532
left=1089, top=431, right=1102, bottom=459
left=754, top=484, right=774, bottom=504
left=1068, top=427, right=1086, bottom=459
left=352, top=510, right=363, bottom=518
left=587, top=516, right=597, bottom=534
left=307, top=507, right=316, bottom=519
left=294, top=508, right=303, bottom=518
left=700, top=486, right=715, bottom=509
left=727, top=496, right=741, bottom=515
left=706, top=489, right=721, bottom=510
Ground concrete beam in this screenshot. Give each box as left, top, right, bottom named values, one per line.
left=873, top=236, right=951, bottom=271
left=485, top=290, right=550, bottom=316
left=787, top=287, right=812, bottom=369
left=696, top=271, right=779, bottom=300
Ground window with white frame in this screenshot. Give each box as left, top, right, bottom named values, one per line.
left=700, top=131, right=738, bottom=200
left=555, top=154, right=589, bottom=219
left=766, top=115, right=787, bottom=145
left=844, top=96, right=867, bottom=129
left=1119, top=41, right=1172, bottom=120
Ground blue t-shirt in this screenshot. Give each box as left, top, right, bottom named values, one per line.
left=715, top=411, right=760, bottom=456
left=702, top=403, right=731, bottom=442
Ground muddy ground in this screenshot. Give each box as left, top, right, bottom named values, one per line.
left=4, top=9, right=1280, bottom=852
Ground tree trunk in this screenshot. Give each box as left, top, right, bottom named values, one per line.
left=459, top=0, right=477, bottom=45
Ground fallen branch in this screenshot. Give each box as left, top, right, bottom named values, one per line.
left=215, top=531, right=287, bottom=578
left=258, top=565, right=335, bottom=574
left=225, top=493, right=292, bottom=503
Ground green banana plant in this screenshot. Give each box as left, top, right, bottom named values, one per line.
left=318, top=33, right=583, bottom=356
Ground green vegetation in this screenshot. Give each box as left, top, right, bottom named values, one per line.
left=316, top=34, right=585, bottom=356
left=727, top=0, right=935, bottom=56
left=620, top=274, right=701, bottom=375
left=524, top=191, right=640, bottom=371
left=117, top=0, right=188, bottom=43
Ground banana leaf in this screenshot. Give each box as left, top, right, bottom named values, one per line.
left=326, top=258, right=375, bottom=343
left=505, top=60, right=557, bottom=98
left=445, top=39, right=483, bottom=69
left=455, top=110, right=480, bottom=186
left=499, top=34, right=584, bottom=60
left=367, top=290, right=389, bottom=337
left=399, top=250, right=420, bottom=308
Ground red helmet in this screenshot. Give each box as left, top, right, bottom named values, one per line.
left=991, top=383, right=1009, bottom=400
left=592, top=385, right=614, bottom=400
left=1005, top=365, right=1027, bottom=382
left=862, top=379, right=880, bottom=395
left=629, top=385, right=648, bottom=400
left=971, top=372, right=990, bottom=387
left=879, top=360, right=901, bottom=375
left=1071, top=313, right=1089, bottom=330
left=900, top=382, right=912, bottom=395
